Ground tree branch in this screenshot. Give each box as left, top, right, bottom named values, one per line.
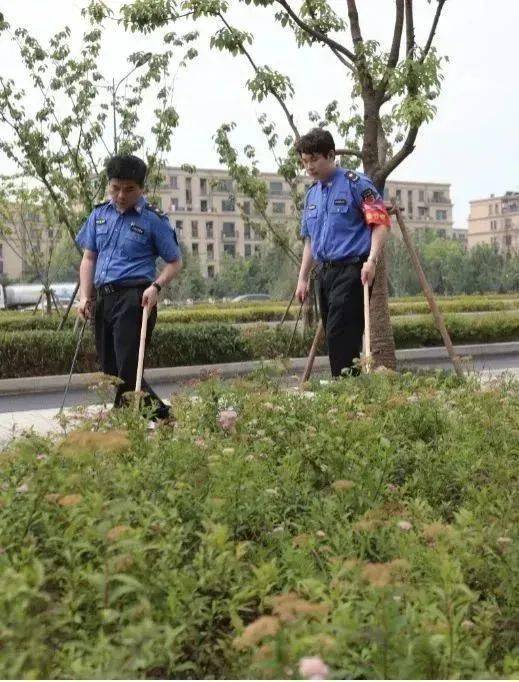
left=420, top=0, right=446, bottom=63
left=218, top=12, right=300, bottom=140
left=336, top=147, right=363, bottom=158
left=405, top=0, right=415, bottom=57
left=273, top=0, right=356, bottom=64
left=346, top=0, right=374, bottom=93
left=376, top=125, right=418, bottom=184
left=376, top=0, right=404, bottom=98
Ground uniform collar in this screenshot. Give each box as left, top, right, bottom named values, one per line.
left=110, top=195, right=146, bottom=215
left=319, top=167, right=341, bottom=190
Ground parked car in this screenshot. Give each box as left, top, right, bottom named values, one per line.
left=0, top=282, right=78, bottom=310
left=231, top=293, right=271, bottom=303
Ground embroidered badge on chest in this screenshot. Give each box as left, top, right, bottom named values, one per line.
left=307, top=204, right=317, bottom=211
left=130, top=223, right=145, bottom=235
left=334, top=198, right=347, bottom=206
left=95, top=218, right=106, bottom=225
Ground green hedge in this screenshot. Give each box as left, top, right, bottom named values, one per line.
left=1, top=295, right=518, bottom=332
left=391, top=311, right=519, bottom=348
left=1, top=312, right=518, bottom=379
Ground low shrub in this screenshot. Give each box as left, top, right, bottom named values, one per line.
left=0, top=373, right=517, bottom=678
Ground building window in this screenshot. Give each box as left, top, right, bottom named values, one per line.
left=244, top=244, right=252, bottom=258
left=432, top=191, right=447, bottom=203
left=207, top=243, right=214, bottom=259
left=437, top=229, right=446, bottom=238
left=436, top=210, right=447, bottom=221
left=242, top=201, right=251, bottom=215
left=244, top=224, right=251, bottom=240
left=192, top=243, right=199, bottom=255
left=169, top=175, right=178, bottom=189
left=489, top=204, right=494, bottom=216
left=418, top=206, right=428, bottom=217
left=200, top=199, right=208, bottom=213
left=175, top=220, right=183, bottom=232
left=254, top=245, right=261, bottom=254
left=272, top=202, right=285, bottom=214
left=419, top=190, right=425, bottom=202
left=200, top=178, right=207, bottom=195
left=170, top=197, right=179, bottom=211
left=222, top=198, right=235, bottom=212
left=269, top=181, right=283, bottom=195
left=206, top=221, right=214, bottom=239
left=223, top=222, right=236, bottom=238
left=191, top=220, right=199, bottom=238
left=505, top=234, right=512, bottom=247
left=224, top=243, right=236, bottom=257
left=217, top=178, right=233, bottom=193
left=207, top=265, right=215, bottom=278
left=495, top=203, right=499, bottom=214
left=505, top=218, right=512, bottom=229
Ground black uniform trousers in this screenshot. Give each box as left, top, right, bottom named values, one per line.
left=317, top=258, right=369, bottom=378
left=94, top=283, right=167, bottom=416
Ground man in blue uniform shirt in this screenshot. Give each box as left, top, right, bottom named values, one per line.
left=295, top=128, right=390, bottom=377
left=76, top=154, right=182, bottom=420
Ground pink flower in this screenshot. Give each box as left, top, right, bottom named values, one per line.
left=194, top=437, right=207, bottom=448
left=387, top=483, right=398, bottom=493
left=36, top=453, right=47, bottom=461
left=218, top=409, right=238, bottom=431
left=16, top=483, right=29, bottom=494
left=298, top=656, right=330, bottom=680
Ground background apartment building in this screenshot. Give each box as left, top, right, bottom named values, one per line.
left=159, top=167, right=455, bottom=278
left=467, top=191, right=519, bottom=254
left=384, top=180, right=454, bottom=237
left=0, top=168, right=456, bottom=281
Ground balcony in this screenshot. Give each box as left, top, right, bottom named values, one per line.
left=221, top=230, right=238, bottom=241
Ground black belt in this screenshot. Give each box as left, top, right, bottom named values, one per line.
left=319, top=255, right=368, bottom=270
left=96, top=279, right=152, bottom=297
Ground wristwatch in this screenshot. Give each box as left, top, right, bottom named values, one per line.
left=152, top=281, right=162, bottom=293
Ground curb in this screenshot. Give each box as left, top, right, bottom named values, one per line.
left=0, top=342, right=518, bottom=396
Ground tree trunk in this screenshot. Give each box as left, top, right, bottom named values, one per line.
left=44, top=289, right=52, bottom=315
left=369, top=246, right=396, bottom=369
left=363, top=104, right=397, bottom=370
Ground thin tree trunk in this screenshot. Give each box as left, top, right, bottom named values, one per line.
left=369, top=246, right=396, bottom=369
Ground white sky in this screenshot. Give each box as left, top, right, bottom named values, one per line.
left=1, top=0, right=518, bottom=229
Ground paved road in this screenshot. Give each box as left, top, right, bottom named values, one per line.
left=1, top=351, right=518, bottom=415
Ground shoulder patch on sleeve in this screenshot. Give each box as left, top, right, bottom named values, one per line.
left=361, top=188, right=376, bottom=202
left=145, top=202, right=166, bottom=218
left=94, top=200, right=110, bottom=208
left=345, top=170, right=359, bottom=182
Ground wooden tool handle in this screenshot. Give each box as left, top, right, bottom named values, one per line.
left=363, top=282, right=371, bottom=373
left=135, top=305, right=149, bottom=397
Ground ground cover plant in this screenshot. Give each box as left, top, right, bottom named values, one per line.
left=0, top=370, right=517, bottom=678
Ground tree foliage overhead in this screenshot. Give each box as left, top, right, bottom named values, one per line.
left=0, top=7, right=198, bottom=247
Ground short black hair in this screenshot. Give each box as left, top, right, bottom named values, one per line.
left=295, top=128, right=335, bottom=158
left=106, top=154, right=147, bottom=187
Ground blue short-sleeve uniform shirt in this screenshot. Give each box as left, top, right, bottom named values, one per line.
left=300, top=168, right=385, bottom=262
left=76, top=195, right=181, bottom=287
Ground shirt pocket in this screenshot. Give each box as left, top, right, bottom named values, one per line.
left=95, top=225, right=109, bottom=250
left=304, top=207, right=318, bottom=235
left=329, top=200, right=352, bottom=231
left=122, top=229, right=152, bottom=259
